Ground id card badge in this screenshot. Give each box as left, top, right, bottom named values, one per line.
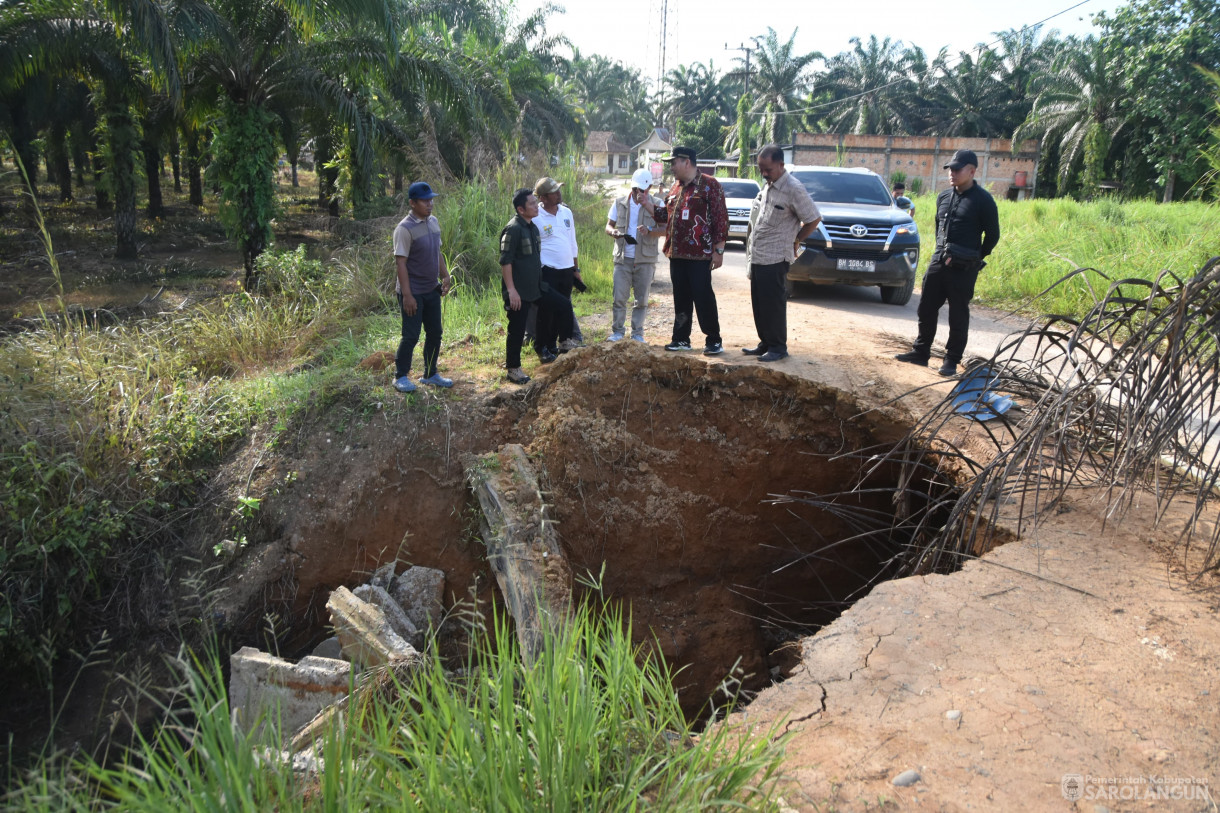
left=681, top=208, right=690, bottom=221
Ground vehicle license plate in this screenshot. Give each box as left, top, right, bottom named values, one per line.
left=837, top=258, right=876, bottom=272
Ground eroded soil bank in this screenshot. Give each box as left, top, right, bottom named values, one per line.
left=217, top=342, right=916, bottom=711
left=215, top=333, right=1220, bottom=813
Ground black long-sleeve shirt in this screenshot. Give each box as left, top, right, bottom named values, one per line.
left=933, top=181, right=1000, bottom=260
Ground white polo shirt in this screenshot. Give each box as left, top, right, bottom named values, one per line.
left=533, top=203, right=579, bottom=269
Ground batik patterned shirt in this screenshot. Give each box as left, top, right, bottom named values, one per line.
left=661, top=172, right=728, bottom=261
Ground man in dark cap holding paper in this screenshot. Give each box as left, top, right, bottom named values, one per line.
left=895, top=149, right=1000, bottom=377
left=391, top=181, right=453, bottom=392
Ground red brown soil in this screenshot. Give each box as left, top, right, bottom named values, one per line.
left=202, top=246, right=1220, bottom=811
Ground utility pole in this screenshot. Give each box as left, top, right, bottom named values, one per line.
left=725, top=41, right=754, bottom=100
left=727, top=41, right=756, bottom=171
left=657, top=0, right=669, bottom=124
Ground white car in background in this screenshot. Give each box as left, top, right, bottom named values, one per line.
left=719, top=178, right=761, bottom=245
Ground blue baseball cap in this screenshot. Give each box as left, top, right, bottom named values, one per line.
left=408, top=181, right=439, bottom=200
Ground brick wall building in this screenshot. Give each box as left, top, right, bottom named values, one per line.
left=792, top=134, right=1040, bottom=200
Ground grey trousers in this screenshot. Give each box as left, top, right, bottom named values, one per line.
left=611, top=256, right=656, bottom=337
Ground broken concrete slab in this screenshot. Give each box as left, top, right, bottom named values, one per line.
left=354, top=583, right=422, bottom=650
left=229, top=647, right=352, bottom=741
left=326, top=585, right=420, bottom=668
left=390, top=566, right=446, bottom=633
left=369, top=562, right=397, bottom=591
left=311, top=637, right=342, bottom=660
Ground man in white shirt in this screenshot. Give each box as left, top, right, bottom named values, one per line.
left=605, top=168, right=665, bottom=342
left=530, top=176, right=584, bottom=355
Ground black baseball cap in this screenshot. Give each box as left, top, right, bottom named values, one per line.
left=943, top=149, right=978, bottom=170
left=662, top=146, right=697, bottom=163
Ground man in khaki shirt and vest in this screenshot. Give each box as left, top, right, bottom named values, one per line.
left=744, top=145, right=821, bottom=362
left=605, top=168, right=665, bottom=342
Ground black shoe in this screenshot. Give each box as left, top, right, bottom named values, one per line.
left=664, top=340, right=693, bottom=351
left=938, top=360, right=958, bottom=376
left=742, top=345, right=767, bottom=356
left=703, top=342, right=724, bottom=356
left=758, top=350, right=788, bottom=362
left=537, top=349, right=557, bottom=364
left=895, top=350, right=929, bottom=366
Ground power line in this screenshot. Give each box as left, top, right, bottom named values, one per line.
left=770, top=0, right=1099, bottom=118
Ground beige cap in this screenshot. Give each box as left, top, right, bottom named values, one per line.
left=534, top=177, right=563, bottom=195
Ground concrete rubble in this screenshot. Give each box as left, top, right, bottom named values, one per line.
left=229, top=648, right=352, bottom=739
left=228, top=562, right=448, bottom=752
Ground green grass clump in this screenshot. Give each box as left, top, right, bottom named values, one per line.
left=5, top=603, right=787, bottom=811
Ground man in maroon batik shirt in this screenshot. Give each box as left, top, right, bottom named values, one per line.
left=638, top=145, right=729, bottom=355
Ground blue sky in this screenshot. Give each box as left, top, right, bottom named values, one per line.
left=508, top=0, right=1125, bottom=87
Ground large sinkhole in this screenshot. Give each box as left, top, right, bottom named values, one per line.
left=265, top=343, right=928, bottom=715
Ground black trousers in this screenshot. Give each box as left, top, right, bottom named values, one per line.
left=670, top=257, right=720, bottom=345
left=504, top=287, right=573, bottom=368
left=750, top=260, right=788, bottom=353
left=913, top=258, right=980, bottom=364
left=535, top=266, right=577, bottom=351
left=396, top=288, right=442, bottom=379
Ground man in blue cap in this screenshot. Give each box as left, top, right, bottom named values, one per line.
left=391, top=181, right=454, bottom=392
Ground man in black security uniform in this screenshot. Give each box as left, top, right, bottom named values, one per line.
left=500, top=187, right=575, bottom=385
left=895, top=149, right=1000, bottom=377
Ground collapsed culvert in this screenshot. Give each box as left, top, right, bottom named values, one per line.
left=235, top=342, right=981, bottom=724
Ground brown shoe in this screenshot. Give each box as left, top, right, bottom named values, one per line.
left=506, top=367, right=531, bottom=385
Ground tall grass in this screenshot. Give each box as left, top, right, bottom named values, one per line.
left=907, top=194, right=1220, bottom=314
left=1, top=157, right=626, bottom=686
left=4, top=603, right=787, bottom=811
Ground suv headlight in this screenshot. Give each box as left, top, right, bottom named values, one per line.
left=895, top=224, right=918, bottom=236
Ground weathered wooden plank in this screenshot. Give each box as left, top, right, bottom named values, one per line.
left=466, top=444, right=573, bottom=663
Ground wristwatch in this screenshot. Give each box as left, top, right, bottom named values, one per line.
left=714, top=247, right=725, bottom=255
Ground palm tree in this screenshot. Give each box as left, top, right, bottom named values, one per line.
left=566, top=51, right=650, bottom=144
left=0, top=0, right=187, bottom=256
left=739, top=28, right=821, bottom=144
left=1016, top=35, right=1128, bottom=193
left=823, top=35, right=916, bottom=135
left=663, top=61, right=726, bottom=132
left=183, top=0, right=399, bottom=283
left=993, top=25, right=1061, bottom=135
left=924, top=48, right=1016, bottom=137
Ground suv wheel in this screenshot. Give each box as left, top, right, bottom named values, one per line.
left=879, top=277, right=914, bottom=306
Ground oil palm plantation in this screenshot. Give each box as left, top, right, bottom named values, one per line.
left=823, top=35, right=916, bottom=135
left=1, top=0, right=189, bottom=257
left=566, top=50, right=650, bottom=145
left=924, top=48, right=1016, bottom=137
left=993, top=24, right=1061, bottom=133
left=663, top=61, right=727, bottom=131
left=739, top=27, right=821, bottom=144
left=1016, top=35, right=1128, bottom=194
